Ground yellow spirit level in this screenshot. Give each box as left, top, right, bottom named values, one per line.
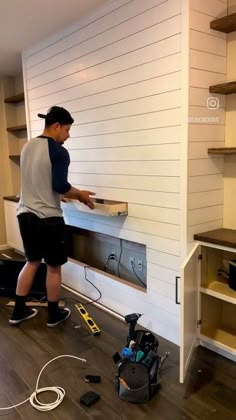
left=75, top=303, right=101, bottom=336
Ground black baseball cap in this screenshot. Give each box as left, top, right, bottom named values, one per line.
left=38, top=106, right=74, bottom=125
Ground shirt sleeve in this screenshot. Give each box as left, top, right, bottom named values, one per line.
left=48, top=139, right=71, bottom=194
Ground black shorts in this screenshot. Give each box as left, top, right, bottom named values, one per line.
left=17, top=212, right=68, bottom=267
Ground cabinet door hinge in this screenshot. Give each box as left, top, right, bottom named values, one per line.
left=197, top=319, right=202, bottom=327
left=198, top=254, right=202, bottom=261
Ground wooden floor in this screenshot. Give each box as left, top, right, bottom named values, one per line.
left=0, top=289, right=235, bottom=419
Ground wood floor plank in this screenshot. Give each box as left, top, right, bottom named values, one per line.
left=0, top=290, right=235, bottom=420
left=0, top=393, right=24, bottom=419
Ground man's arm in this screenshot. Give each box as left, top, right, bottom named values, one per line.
left=48, top=141, right=95, bottom=209
left=63, top=186, right=95, bottom=209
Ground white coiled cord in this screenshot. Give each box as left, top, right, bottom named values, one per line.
left=0, top=354, right=86, bottom=412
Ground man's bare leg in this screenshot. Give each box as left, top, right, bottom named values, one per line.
left=16, top=260, right=42, bottom=295
left=9, top=260, right=41, bottom=324
left=46, top=264, right=71, bottom=327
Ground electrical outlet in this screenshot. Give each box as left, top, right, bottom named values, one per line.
left=137, top=259, right=143, bottom=272
left=129, top=257, right=135, bottom=267
left=109, top=251, right=117, bottom=260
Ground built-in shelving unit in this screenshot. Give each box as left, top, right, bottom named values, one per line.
left=209, top=14, right=236, bottom=98
left=3, top=77, right=27, bottom=195
left=210, top=12, right=236, bottom=33
left=180, top=10, right=236, bottom=383
left=192, top=229, right=236, bottom=360
left=5, top=92, right=26, bottom=133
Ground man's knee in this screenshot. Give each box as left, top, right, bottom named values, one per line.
left=26, top=260, right=42, bottom=270
left=47, top=265, right=61, bottom=273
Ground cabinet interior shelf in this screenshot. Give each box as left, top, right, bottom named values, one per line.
left=200, top=281, right=236, bottom=304
left=4, top=92, right=24, bottom=104
left=210, top=12, right=236, bottom=33
left=200, top=329, right=236, bottom=352
left=209, top=81, right=236, bottom=95
left=208, top=147, right=236, bottom=154
left=7, top=124, right=27, bottom=132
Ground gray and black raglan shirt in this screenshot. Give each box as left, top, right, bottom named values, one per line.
left=17, top=136, right=71, bottom=218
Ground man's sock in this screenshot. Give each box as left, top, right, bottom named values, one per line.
left=13, top=295, right=27, bottom=315
left=48, top=300, right=59, bottom=317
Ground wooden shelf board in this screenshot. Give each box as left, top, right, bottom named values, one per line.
left=194, top=228, right=236, bottom=249
left=200, top=328, right=236, bottom=352
left=7, top=124, right=27, bottom=132
left=4, top=92, right=24, bottom=103
left=208, top=147, right=236, bottom=154
left=6, top=300, right=65, bottom=308
left=67, top=199, right=128, bottom=217
left=209, top=81, right=236, bottom=95
left=210, top=12, right=236, bottom=33
left=200, top=281, right=236, bottom=304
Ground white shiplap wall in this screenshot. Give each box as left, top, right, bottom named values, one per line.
left=23, top=0, right=183, bottom=344
left=187, top=0, right=227, bottom=248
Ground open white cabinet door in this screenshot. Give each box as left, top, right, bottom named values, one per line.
left=180, top=243, right=200, bottom=383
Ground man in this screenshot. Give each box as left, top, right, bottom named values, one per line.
left=9, top=106, right=95, bottom=327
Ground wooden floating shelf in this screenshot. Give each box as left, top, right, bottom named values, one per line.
left=7, top=124, right=27, bottom=132
left=68, top=199, right=128, bottom=217
left=210, top=12, right=236, bottom=33
left=4, top=92, right=24, bottom=103
left=208, top=147, right=236, bottom=154
left=209, top=81, right=236, bottom=95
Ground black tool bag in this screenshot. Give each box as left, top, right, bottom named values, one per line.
left=114, top=330, right=162, bottom=403
left=115, top=356, right=161, bottom=403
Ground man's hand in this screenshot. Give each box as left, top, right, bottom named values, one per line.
left=78, top=190, right=96, bottom=209
left=61, top=196, right=68, bottom=203
left=63, top=186, right=96, bottom=208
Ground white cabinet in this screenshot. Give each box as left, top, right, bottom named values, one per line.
left=180, top=244, right=200, bottom=383
left=4, top=200, right=23, bottom=253
left=180, top=232, right=236, bottom=382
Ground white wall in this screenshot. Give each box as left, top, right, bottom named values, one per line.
left=187, top=0, right=227, bottom=248
left=23, top=0, right=184, bottom=344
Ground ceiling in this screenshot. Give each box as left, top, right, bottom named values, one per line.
left=0, top=0, right=108, bottom=76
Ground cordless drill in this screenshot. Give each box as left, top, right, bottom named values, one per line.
left=125, top=313, right=142, bottom=342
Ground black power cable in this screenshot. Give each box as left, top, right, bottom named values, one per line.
left=61, top=265, right=102, bottom=307
left=117, top=238, right=123, bottom=277
left=130, top=259, right=146, bottom=288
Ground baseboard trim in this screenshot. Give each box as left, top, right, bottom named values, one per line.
left=62, top=283, right=124, bottom=322
left=0, top=244, right=9, bottom=250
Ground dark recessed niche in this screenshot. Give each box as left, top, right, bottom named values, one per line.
left=65, top=225, right=147, bottom=289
